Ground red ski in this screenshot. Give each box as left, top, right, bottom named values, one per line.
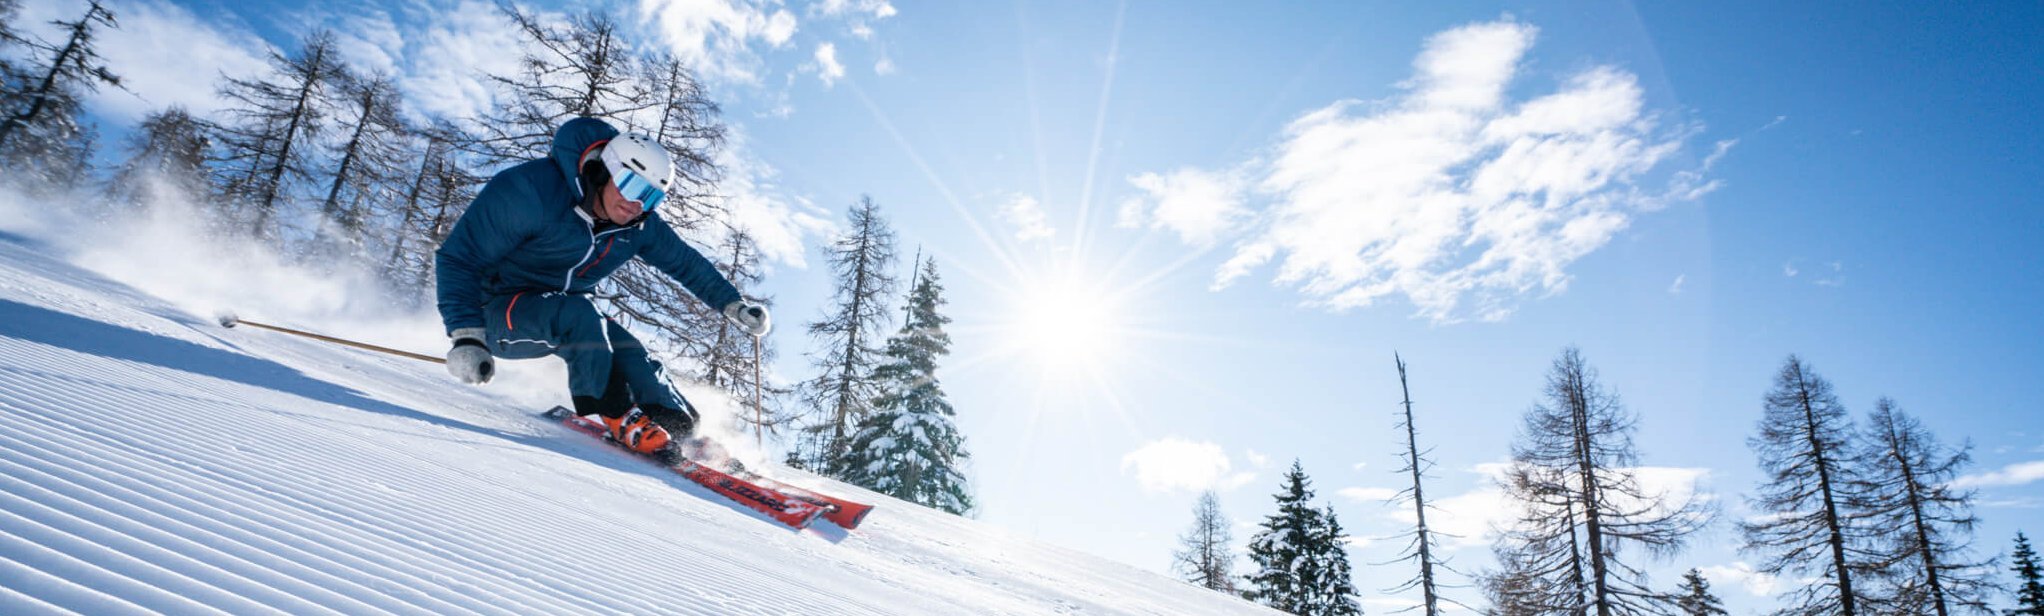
left=671, top=425, right=876, bottom=530
left=545, top=407, right=825, bottom=530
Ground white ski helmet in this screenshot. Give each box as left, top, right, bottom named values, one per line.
left=595, top=132, right=675, bottom=211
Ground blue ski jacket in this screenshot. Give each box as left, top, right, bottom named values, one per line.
left=434, top=117, right=741, bottom=336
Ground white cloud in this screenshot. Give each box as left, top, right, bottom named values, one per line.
left=1132, top=19, right=1715, bottom=322
left=708, top=129, right=836, bottom=268
left=813, top=42, right=845, bottom=87
left=874, top=56, right=896, bottom=75
left=1120, top=438, right=1254, bottom=494
left=1337, top=487, right=1400, bottom=503
left=328, top=9, right=404, bottom=76
left=995, top=194, right=1054, bottom=242
left=399, top=0, right=523, bottom=122
left=1244, top=449, right=1270, bottom=469
left=1668, top=274, right=1685, bottom=294
left=1122, top=168, right=1249, bottom=247
left=638, top=0, right=799, bottom=84
left=815, top=0, right=898, bottom=19
left=1699, top=562, right=1782, bottom=597
left=1953, top=460, right=2044, bottom=489
left=54, top=0, right=270, bottom=122
left=1413, top=463, right=1712, bottom=551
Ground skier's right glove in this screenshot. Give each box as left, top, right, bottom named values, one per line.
left=446, top=327, right=494, bottom=384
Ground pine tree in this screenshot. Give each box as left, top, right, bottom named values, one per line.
left=1742, top=355, right=1869, bottom=616
left=1389, top=353, right=1448, bottom=615
left=105, top=106, right=212, bottom=209
left=1174, top=491, right=1238, bottom=593
left=1673, top=568, right=1729, bottom=615
left=793, top=196, right=898, bottom=471
left=1851, top=397, right=1995, bottom=615
left=1488, top=346, right=1715, bottom=616
left=2011, top=532, right=2044, bottom=616
left=1245, top=461, right=1362, bottom=615
left=0, top=0, right=120, bottom=193
left=835, top=257, right=972, bottom=514
left=213, top=30, right=345, bottom=240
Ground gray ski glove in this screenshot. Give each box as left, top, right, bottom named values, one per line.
left=447, top=327, right=494, bottom=384
left=722, top=300, right=771, bottom=337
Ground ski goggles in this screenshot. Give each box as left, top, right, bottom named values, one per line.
left=611, top=167, right=667, bottom=213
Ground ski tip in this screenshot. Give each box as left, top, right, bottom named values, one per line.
left=542, top=406, right=575, bottom=420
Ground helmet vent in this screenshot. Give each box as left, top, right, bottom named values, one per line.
left=630, top=159, right=648, bottom=171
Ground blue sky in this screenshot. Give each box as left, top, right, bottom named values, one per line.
left=21, top=0, right=2044, bottom=611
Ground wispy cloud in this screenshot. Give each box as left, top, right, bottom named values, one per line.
left=399, top=0, right=523, bottom=122
left=1952, top=460, right=2044, bottom=489
left=707, top=129, right=836, bottom=269
left=813, top=42, right=845, bottom=87
left=1120, top=438, right=1255, bottom=494
left=35, top=0, right=270, bottom=122
left=1699, top=562, right=1782, bottom=597
left=1668, top=274, right=1686, bottom=294
left=996, top=194, right=1055, bottom=242
left=637, top=0, right=798, bottom=85
left=1125, top=19, right=1718, bottom=322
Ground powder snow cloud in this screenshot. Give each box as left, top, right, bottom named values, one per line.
left=1121, top=19, right=1722, bottom=322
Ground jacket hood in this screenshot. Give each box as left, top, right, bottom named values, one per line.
left=549, top=117, right=623, bottom=199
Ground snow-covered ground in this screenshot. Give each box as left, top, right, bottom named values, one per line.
left=0, top=197, right=1273, bottom=615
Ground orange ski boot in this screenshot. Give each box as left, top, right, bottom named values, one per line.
left=602, top=407, right=672, bottom=455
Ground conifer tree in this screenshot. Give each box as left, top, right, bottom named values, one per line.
left=1245, top=461, right=1362, bottom=615
left=1673, top=568, right=1728, bottom=616
left=106, top=106, right=211, bottom=209
left=793, top=196, right=898, bottom=470
left=1742, top=355, right=1868, bottom=616
left=2011, top=532, right=2044, bottom=616
left=214, top=30, right=344, bottom=239
left=0, top=0, right=121, bottom=193
left=835, top=257, right=972, bottom=514
left=1489, top=347, right=1714, bottom=615
left=1174, top=490, right=1238, bottom=593
left=1851, top=398, right=1994, bottom=615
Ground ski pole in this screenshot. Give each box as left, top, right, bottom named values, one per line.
left=751, top=333, right=765, bottom=448
left=217, top=313, right=446, bottom=364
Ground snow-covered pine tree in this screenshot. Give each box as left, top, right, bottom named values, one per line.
left=313, top=72, right=411, bottom=265
left=792, top=196, right=898, bottom=471
left=0, top=0, right=120, bottom=194
left=834, top=257, right=972, bottom=514
left=2012, top=532, right=2044, bottom=616
left=213, top=30, right=344, bottom=240
left=1672, top=568, right=1728, bottom=616
left=1245, top=461, right=1361, bottom=615
left=1490, top=346, right=1714, bottom=616
left=1741, top=354, right=1869, bottom=616
left=1173, top=490, right=1238, bottom=593
left=106, top=106, right=212, bottom=209
left=1850, top=397, right=1995, bottom=615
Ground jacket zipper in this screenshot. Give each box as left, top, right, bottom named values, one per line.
left=562, top=223, right=630, bottom=292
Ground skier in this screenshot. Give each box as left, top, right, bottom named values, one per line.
left=434, top=117, right=769, bottom=455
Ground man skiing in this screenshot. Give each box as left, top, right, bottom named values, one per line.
left=435, top=116, right=769, bottom=455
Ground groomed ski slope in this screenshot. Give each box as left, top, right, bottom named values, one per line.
left=0, top=224, right=1274, bottom=614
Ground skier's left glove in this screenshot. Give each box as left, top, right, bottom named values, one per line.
left=446, top=327, right=494, bottom=384
left=722, top=300, right=771, bottom=337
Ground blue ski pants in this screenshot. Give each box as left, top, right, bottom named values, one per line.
left=479, top=291, right=686, bottom=412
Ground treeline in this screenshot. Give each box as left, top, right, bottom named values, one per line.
left=1175, top=348, right=2025, bottom=615
left=0, top=0, right=974, bottom=514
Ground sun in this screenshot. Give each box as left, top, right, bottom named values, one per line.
left=1003, top=268, right=1127, bottom=375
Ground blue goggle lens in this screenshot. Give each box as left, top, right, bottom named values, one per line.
left=612, top=168, right=666, bottom=212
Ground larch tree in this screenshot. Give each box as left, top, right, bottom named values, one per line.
left=1851, top=397, right=1995, bottom=615
left=1173, top=490, right=1238, bottom=593
left=835, top=257, right=972, bottom=514
left=106, top=106, right=212, bottom=209
left=1389, top=353, right=1450, bottom=615
left=793, top=196, right=898, bottom=471
left=1489, top=346, right=1715, bottom=616
left=213, top=30, right=345, bottom=240
left=1741, top=355, right=1870, bottom=616
left=314, top=71, right=411, bottom=263
left=0, top=0, right=121, bottom=193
